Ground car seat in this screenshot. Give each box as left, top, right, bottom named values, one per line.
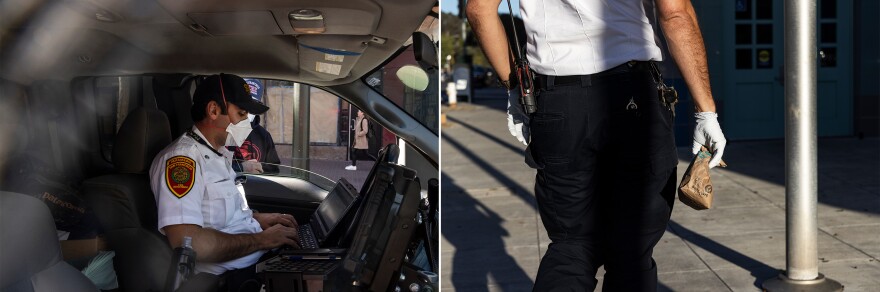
left=80, top=107, right=174, bottom=291
left=0, top=191, right=99, bottom=292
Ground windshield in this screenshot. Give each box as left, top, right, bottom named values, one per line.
left=229, top=78, right=402, bottom=192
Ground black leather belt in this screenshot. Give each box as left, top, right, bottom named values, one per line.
left=534, top=61, right=654, bottom=90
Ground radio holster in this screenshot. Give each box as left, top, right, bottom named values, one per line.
left=503, top=0, right=537, bottom=115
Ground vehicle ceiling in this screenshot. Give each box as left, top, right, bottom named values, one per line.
left=0, top=0, right=437, bottom=86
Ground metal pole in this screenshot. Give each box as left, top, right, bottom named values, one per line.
left=785, top=0, right=819, bottom=280
left=762, top=0, right=844, bottom=290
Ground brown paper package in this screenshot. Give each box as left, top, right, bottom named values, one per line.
left=678, top=146, right=727, bottom=210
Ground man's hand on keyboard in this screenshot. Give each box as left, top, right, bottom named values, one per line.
left=254, top=213, right=299, bottom=230
left=259, top=224, right=300, bottom=250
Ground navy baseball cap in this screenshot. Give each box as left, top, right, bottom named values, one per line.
left=193, top=73, right=269, bottom=114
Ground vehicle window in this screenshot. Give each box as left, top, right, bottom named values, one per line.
left=93, top=76, right=141, bottom=163
left=237, top=79, right=395, bottom=192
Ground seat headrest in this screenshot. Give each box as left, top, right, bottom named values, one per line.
left=0, top=192, right=64, bottom=287
left=112, top=108, right=172, bottom=173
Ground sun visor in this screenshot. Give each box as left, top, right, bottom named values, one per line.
left=297, top=35, right=371, bottom=80
left=188, top=11, right=283, bottom=36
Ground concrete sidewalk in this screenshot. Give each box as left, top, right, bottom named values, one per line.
left=440, top=89, right=880, bottom=291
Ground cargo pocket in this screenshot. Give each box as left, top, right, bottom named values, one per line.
left=529, top=112, right=571, bottom=172
left=531, top=112, right=565, bottom=133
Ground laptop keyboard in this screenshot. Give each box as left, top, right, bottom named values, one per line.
left=261, top=255, right=338, bottom=274
left=298, top=224, right=318, bottom=249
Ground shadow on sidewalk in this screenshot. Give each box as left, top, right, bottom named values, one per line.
left=443, top=101, right=537, bottom=289
left=442, top=172, right=534, bottom=291
left=447, top=115, right=525, bottom=157
left=442, top=133, right=537, bottom=210
left=668, top=220, right=779, bottom=289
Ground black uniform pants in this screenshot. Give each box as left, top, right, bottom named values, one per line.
left=527, top=62, right=678, bottom=291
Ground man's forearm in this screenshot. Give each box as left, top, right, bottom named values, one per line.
left=166, top=224, right=265, bottom=263
left=466, top=0, right=513, bottom=82
left=657, top=0, right=716, bottom=113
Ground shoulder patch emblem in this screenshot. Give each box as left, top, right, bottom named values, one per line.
left=165, top=156, right=196, bottom=198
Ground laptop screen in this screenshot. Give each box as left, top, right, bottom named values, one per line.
left=311, top=178, right=359, bottom=243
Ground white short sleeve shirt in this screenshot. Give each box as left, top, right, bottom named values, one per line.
left=520, top=0, right=663, bottom=75
left=150, top=126, right=265, bottom=275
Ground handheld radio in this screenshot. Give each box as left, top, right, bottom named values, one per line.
left=504, top=0, right=537, bottom=114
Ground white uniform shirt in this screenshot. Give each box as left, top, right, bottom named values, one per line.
left=149, top=126, right=264, bottom=275
left=520, top=0, right=663, bottom=75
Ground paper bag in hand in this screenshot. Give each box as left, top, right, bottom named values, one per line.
left=678, top=146, right=727, bottom=210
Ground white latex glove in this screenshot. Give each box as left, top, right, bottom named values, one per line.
left=693, top=112, right=727, bottom=168
left=506, top=87, right=530, bottom=146
left=507, top=105, right=528, bottom=145
left=242, top=159, right=264, bottom=173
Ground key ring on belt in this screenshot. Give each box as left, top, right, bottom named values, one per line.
left=650, top=62, right=679, bottom=116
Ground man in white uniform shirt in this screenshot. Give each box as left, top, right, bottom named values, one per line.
left=150, top=73, right=300, bottom=291
left=468, top=0, right=727, bottom=290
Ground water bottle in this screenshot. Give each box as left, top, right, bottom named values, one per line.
left=164, top=236, right=196, bottom=292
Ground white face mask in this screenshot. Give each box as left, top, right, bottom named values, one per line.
left=247, top=114, right=255, bottom=122
left=225, top=118, right=253, bottom=147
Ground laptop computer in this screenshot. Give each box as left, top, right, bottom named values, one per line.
left=291, top=178, right=359, bottom=250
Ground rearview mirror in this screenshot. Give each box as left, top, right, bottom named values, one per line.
left=412, top=32, right=437, bottom=68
